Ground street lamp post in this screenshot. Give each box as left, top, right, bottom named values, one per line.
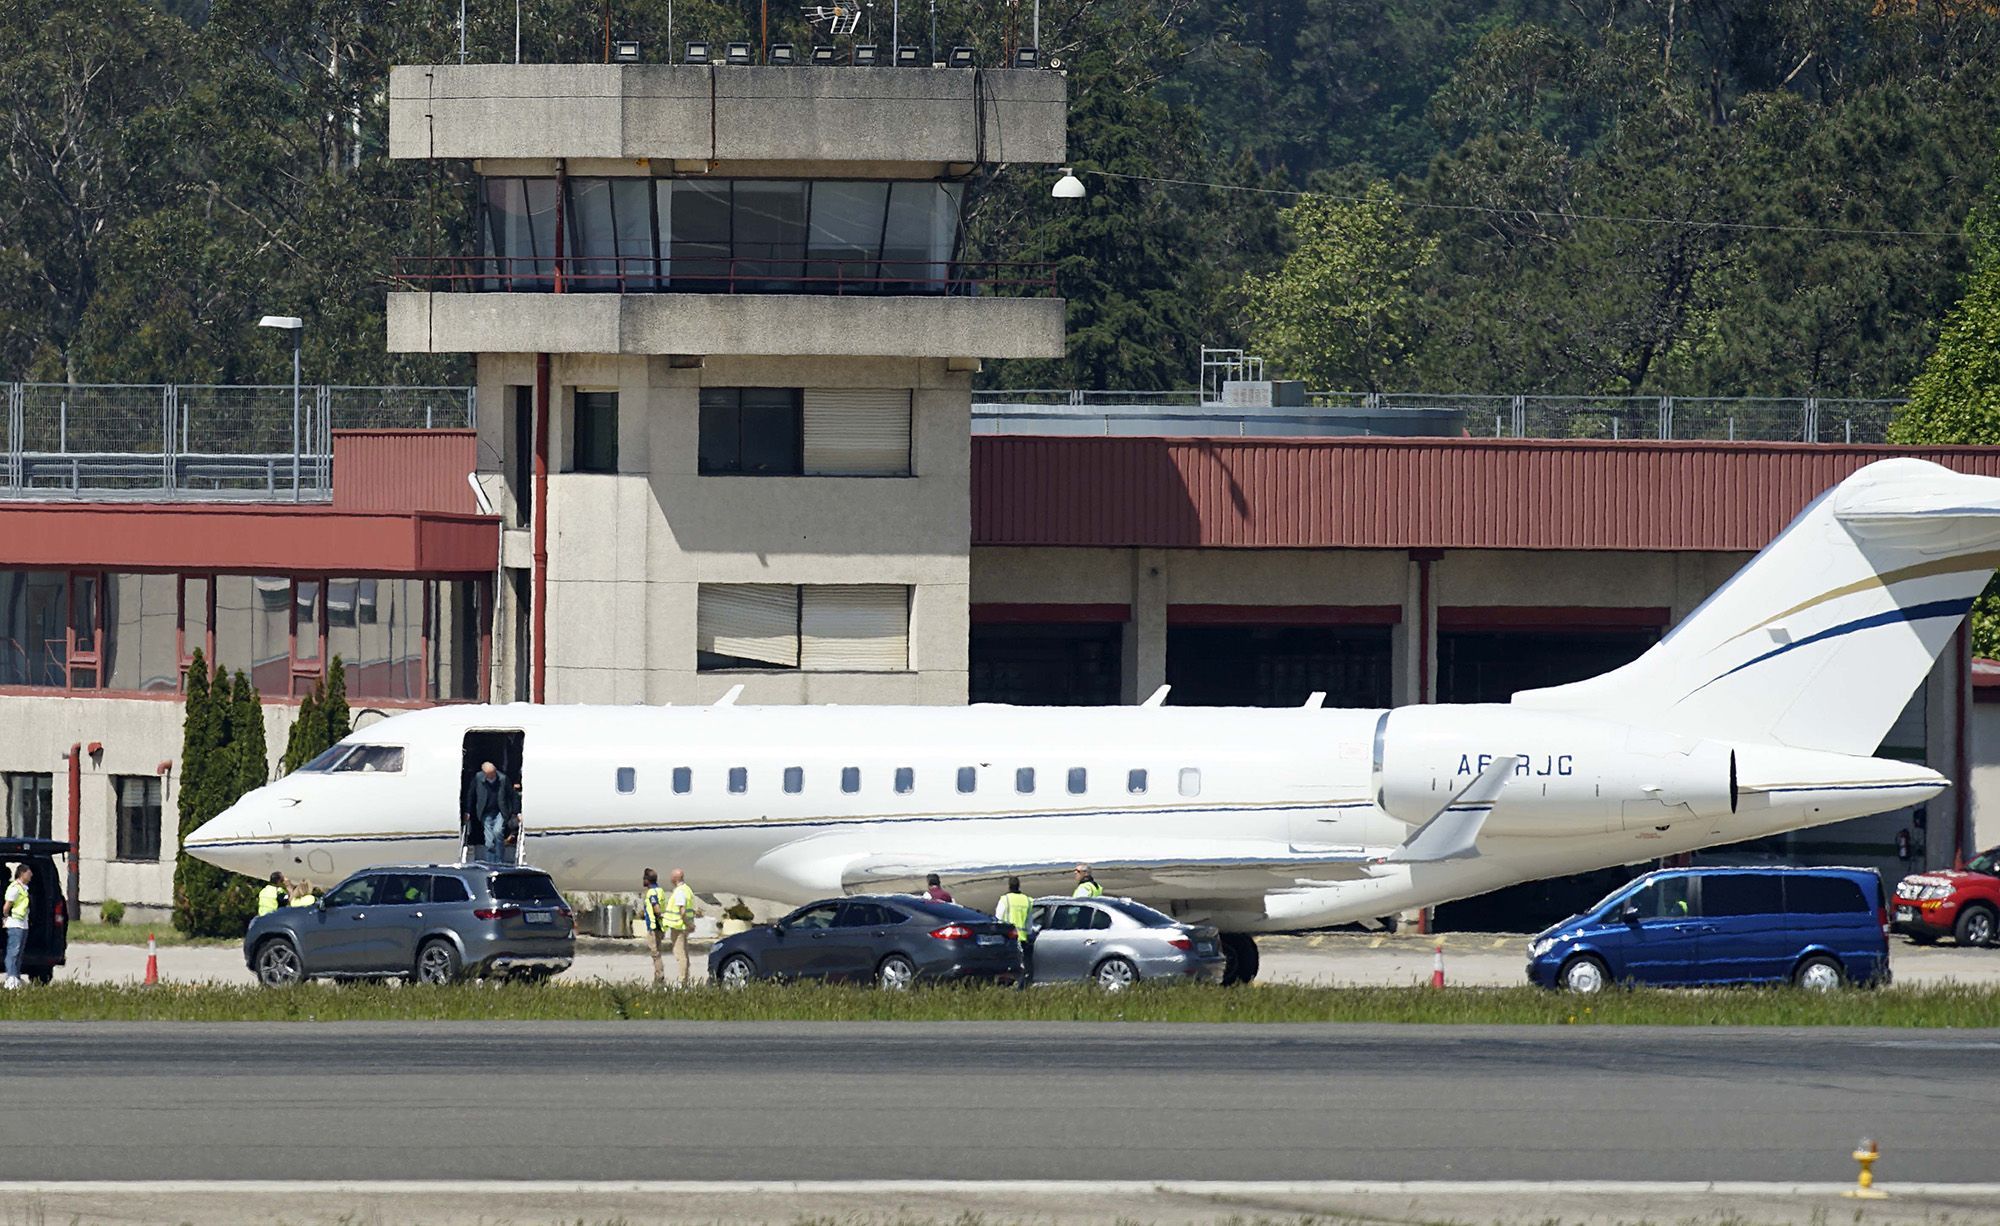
left=258, top=315, right=305, bottom=500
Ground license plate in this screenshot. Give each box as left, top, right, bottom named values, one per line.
left=976, top=934, right=1003, bottom=945
left=1197, top=942, right=1215, bottom=955
left=525, top=912, right=553, bottom=925
left=1895, top=907, right=1915, bottom=922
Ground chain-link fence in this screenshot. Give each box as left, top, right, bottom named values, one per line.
left=1, top=384, right=475, bottom=500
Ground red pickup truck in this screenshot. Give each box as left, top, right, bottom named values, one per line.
left=1892, top=847, right=2000, bottom=947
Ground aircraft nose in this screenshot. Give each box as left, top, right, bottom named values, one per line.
left=181, top=797, right=279, bottom=877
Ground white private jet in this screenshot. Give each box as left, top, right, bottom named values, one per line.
left=187, top=458, right=2000, bottom=980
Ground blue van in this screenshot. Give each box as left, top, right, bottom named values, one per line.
left=1526, top=866, right=1889, bottom=993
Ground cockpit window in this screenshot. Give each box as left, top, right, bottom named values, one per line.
left=297, top=745, right=353, bottom=773
left=329, top=746, right=404, bottom=774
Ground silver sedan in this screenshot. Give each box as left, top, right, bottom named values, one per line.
left=1027, top=896, right=1227, bottom=990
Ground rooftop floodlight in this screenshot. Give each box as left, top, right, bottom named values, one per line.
left=1013, top=45, right=1038, bottom=69
left=257, top=315, right=304, bottom=330
left=894, top=44, right=921, bottom=67
left=852, top=43, right=879, bottom=65
left=811, top=44, right=840, bottom=65
left=683, top=40, right=711, bottom=64
left=1051, top=167, right=1085, bottom=199
left=947, top=45, right=975, bottom=68
left=613, top=40, right=641, bottom=62
left=725, top=41, right=753, bottom=65
left=768, top=42, right=797, bottom=65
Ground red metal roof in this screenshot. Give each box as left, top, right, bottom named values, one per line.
left=0, top=504, right=495, bottom=574
left=333, top=429, right=481, bottom=514
left=971, top=437, right=2000, bottom=551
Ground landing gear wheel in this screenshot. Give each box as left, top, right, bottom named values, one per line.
left=1094, top=956, right=1138, bottom=992
left=1559, top=954, right=1608, bottom=994
left=876, top=954, right=917, bottom=991
left=255, top=937, right=303, bottom=988
left=1955, top=905, right=1996, bottom=948
left=1794, top=954, right=1844, bottom=992
left=718, top=954, right=756, bottom=989
left=1219, top=933, right=1260, bottom=986
left=414, top=938, right=463, bottom=985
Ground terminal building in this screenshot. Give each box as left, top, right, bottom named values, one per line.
left=2, top=59, right=1997, bottom=927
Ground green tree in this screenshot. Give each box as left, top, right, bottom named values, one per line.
left=172, top=654, right=246, bottom=935
left=323, top=657, right=351, bottom=744
left=1241, top=185, right=1438, bottom=390
left=280, top=687, right=325, bottom=776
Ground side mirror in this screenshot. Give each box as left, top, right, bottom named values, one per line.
left=315, top=897, right=327, bottom=913
left=771, top=922, right=786, bottom=938
left=1620, top=903, right=1642, bottom=924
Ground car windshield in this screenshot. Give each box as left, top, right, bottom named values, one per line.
left=1102, top=898, right=1178, bottom=927
left=1969, top=849, right=2000, bottom=876
left=1587, top=877, right=1652, bottom=918
left=488, top=873, right=561, bottom=904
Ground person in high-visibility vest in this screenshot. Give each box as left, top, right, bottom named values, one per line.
left=995, top=876, right=1035, bottom=990
left=256, top=872, right=289, bottom=917
left=3, top=863, right=32, bottom=990
left=639, top=867, right=671, bottom=988
left=661, top=868, right=699, bottom=987
left=290, top=881, right=318, bottom=908
left=1072, top=865, right=1103, bottom=898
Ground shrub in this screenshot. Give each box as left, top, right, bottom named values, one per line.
left=100, top=898, right=125, bottom=926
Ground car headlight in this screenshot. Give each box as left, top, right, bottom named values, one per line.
left=1528, top=937, right=1556, bottom=959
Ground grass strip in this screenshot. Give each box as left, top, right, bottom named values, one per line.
left=2, top=981, right=1999, bottom=1024
left=63, top=924, right=236, bottom=947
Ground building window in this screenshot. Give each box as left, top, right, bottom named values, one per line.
left=956, top=766, right=977, bottom=794
left=672, top=767, right=692, bottom=794
left=894, top=767, right=915, bottom=794
left=697, top=584, right=910, bottom=672
left=616, top=767, right=637, bottom=794
left=728, top=767, right=748, bottom=794
left=1016, top=767, right=1036, bottom=794
left=106, top=573, right=179, bottom=693
left=0, top=571, right=71, bottom=688
left=3, top=773, right=52, bottom=840
left=1179, top=767, right=1202, bottom=798
left=783, top=766, right=804, bottom=794
left=572, top=391, right=619, bottom=473
left=1067, top=767, right=1087, bottom=795
left=699, top=389, right=802, bottom=475
left=841, top=767, right=861, bottom=794
left=113, top=775, right=163, bottom=862
left=1127, top=769, right=1148, bottom=795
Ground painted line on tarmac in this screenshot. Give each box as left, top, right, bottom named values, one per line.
left=5, top=1181, right=2000, bottom=1197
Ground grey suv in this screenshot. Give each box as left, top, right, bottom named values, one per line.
left=245, top=865, right=575, bottom=986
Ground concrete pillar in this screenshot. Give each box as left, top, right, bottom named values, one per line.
left=1127, top=549, right=1169, bottom=702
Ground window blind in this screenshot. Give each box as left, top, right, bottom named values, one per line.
left=802, top=390, right=912, bottom=475
left=800, top=585, right=910, bottom=671
left=697, top=584, right=800, bottom=667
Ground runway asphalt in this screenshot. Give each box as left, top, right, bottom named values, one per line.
left=1, top=1022, right=1995, bottom=1185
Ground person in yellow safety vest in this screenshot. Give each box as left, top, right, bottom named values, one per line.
left=256, top=872, right=289, bottom=917
left=1072, top=865, right=1103, bottom=898
left=639, top=867, right=671, bottom=988
left=661, top=868, right=699, bottom=987
left=3, top=863, right=32, bottom=990
left=290, top=881, right=318, bottom=908
left=995, top=875, right=1035, bottom=990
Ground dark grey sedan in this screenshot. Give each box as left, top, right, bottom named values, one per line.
left=709, top=895, right=1024, bottom=989
left=1027, top=896, right=1226, bottom=990
left=245, top=864, right=575, bottom=986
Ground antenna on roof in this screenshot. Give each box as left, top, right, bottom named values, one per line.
left=803, top=4, right=862, bottom=35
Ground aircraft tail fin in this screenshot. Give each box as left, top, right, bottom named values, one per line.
left=1513, top=458, right=2000, bottom=756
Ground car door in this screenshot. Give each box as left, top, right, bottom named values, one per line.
left=1607, top=876, right=1701, bottom=985
left=765, top=902, right=841, bottom=979
left=1031, top=903, right=1097, bottom=980
left=1695, top=873, right=1789, bottom=983
left=362, top=872, right=432, bottom=973
left=826, top=901, right=895, bottom=982
left=301, top=875, right=380, bottom=972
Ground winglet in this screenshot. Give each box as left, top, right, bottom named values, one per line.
left=1303, top=691, right=1327, bottom=708
left=713, top=685, right=745, bottom=707
left=1385, top=755, right=1517, bottom=863
left=1141, top=685, right=1171, bottom=708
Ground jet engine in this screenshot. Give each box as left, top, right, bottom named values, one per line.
left=1372, top=706, right=1737, bottom=836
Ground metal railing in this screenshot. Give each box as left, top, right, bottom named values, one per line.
left=1, top=384, right=476, bottom=501
left=392, top=255, right=1059, bottom=296
left=971, top=390, right=1909, bottom=443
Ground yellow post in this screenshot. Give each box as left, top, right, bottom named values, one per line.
left=1844, top=1137, right=1887, bottom=1200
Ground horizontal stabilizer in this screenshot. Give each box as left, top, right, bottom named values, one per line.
left=1385, top=755, right=1516, bottom=863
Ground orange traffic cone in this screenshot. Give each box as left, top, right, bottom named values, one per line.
left=1430, top=939, right=1446, bottom=989
left=142, top=933, right=158, bottom=986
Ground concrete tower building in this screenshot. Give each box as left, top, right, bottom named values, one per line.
left=385, top=62, right=1068, bottom=706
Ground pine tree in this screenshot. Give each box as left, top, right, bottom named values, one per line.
left=280, top=687, right=323, bottom=775
left=230, top=670, right=269, bottom=799
left=323, top=657, right=351, bottom=745
left=172, top=656, right=253, bottom=935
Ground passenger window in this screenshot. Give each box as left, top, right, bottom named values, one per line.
left=1626, top=877, right=1692, bottom=920
left=1016, top=767, right=1035, bottom=794
left=1785, top=876, right=1866, bottom=915
left=787, top=903, right=840, bottom=930
left=325, top=877, right=377, bottom=908
left=783, top=767, right=804, bottom=794
left=379, top=873, right=430, bottom=905
left=894, top=767, right=915, bottom=794
left=616, top=767, right=636, bottom=794
left=430, top=876, right=472, bottom=903
left=1703, top=874, right=1785, bottom=918
left=1178, top=767, right=1201, bottom=797
left=728, top=767, right=748, bottom=794
left=1051, top=903, right=1091, bottom=931
left=1030, top=904, right=1053, bottom=929
left=1089, top=908, right=1113, bottom=930
left=957, top=766, right=977, bottom=793
left=672, top=767, right=692, bottom=794
left=1067, top=767, right=1087, bottom=795
left=838, top=902, right=892, bottom=927
left=1128, top=769, right=1147, bottom=794
left=841, top=767, right=861, bottom=793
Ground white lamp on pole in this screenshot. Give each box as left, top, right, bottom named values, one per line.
left=258, top=315, right=305, bottom=501
left=1051, top=167, right=1085, bottom=199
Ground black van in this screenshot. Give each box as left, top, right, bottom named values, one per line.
left=0, top=839, right=69, bottom=984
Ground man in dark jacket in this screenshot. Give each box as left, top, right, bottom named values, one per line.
left=463, top=762, right=518, bottom=862
left=922, top=873, right=954, bottom=904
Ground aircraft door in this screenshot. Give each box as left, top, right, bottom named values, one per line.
left=461, top=730, right=526, bottom=858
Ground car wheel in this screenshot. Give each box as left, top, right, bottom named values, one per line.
left=414, top=938, right=463, bottom=985
left=718, top=953, right=757, bottom=989
left=1094, top=956, right=1138, bottom=992
left=26, top=968, right=52, bottom=986
left=876, top=954, right=917, bottom=991
left=1955, top=905, right=1996, bottom=948
left=1795, top=954, right=1844, bottom=992
left=1219, top=933, right=1260, bottom=986
left=1907, top=932, right=1939, bottom=946
left=254, top=937, right=304, bottom=988
left=1559, top=954, right=1608, bottom=994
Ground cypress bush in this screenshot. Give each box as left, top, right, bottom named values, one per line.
left=170, top=654, right=273, bottom=937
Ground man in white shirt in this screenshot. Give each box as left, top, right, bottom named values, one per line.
left=4, top=864, right=33, bottom=990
